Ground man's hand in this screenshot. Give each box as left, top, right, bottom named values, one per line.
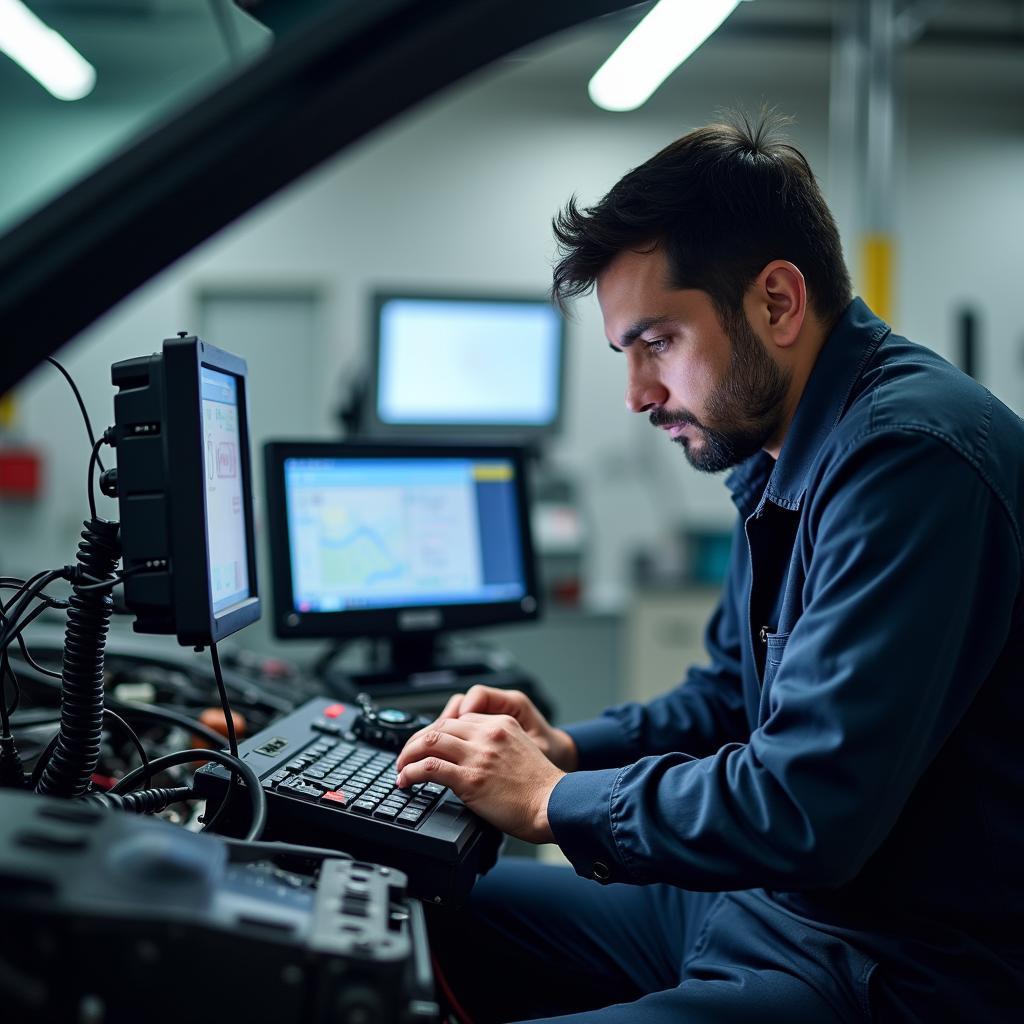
left=395, top=712, right=565, bottom=843
left=432, top=685, right=579, bottom=772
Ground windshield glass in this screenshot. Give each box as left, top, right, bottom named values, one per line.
left=0, top=0, right=272, bottom=235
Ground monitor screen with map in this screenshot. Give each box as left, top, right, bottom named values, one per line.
left=263, top=441, right=540, bottom=654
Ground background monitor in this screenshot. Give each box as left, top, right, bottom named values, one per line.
left=112, top=336, right=260, bottom=646
left=264, top=441, right=540, bottom=669
left=366, top=292, right=565, bottom=440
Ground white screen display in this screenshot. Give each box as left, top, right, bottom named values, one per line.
left=376, top=298, right=561, bottom=426
left=201, top=367, right=250, bottom=615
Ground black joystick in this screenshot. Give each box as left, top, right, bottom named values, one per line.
left=352, top=693, right=431, bottom=751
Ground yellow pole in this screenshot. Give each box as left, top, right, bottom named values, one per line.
left=860, top=233, right=894, bottom=324
left=0, top=394, right=17, bottom=431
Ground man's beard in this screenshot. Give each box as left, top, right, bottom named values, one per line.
left=650, top=311, right=791, bottom=473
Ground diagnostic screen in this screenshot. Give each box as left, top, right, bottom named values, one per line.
left=283, top=457, right=526, bottom=613
left=201, top=367, right=251, bottom=615
left=376, top=298, right=562, bottom=426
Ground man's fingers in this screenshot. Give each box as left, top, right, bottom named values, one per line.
left=396, top=756, right=468, bottom=793
left=395, top=725, right=471, bottom=773
left=399, top=693, right=468, bottom=757
left=436, top=692, right=464, bottom=722
left=459, top=684, right=521, bottom=716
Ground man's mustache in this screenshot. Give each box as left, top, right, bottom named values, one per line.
left=649, top=408, right=702, bottom=430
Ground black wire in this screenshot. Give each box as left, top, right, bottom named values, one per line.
left=201, top=642, right=239, bottom=835
left=31, top=709, right=150, bottom=792
left=112, top=700, right=228, bottom=750
left=0, top=570, right=65, bottom=650
left=47, top=357, right=106, bottom=473
left=209, top=644, right=238, bottom=758
left=73, top=568, right=137, bottom=593
left=3, top=659, right=232, bottom=751
left=29, top=729, right=59, bottom=789
left=1, top=572, right=64, bottom=726
left=0, top=651, right=14, bottom=736
left=1, top=600, right=57, bottom=670
left=109, top=747, right=266, bottom=842
left=103, top=707, right=151, bottom=791
left=2, top=603, right=54, bottom=722
left=86, top=436, right=105, bottom=520
left=14, top=633, right=62, bottom=679
left=2, top=570, right=50, bottom=613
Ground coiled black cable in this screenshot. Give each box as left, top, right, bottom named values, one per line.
left=110, top=748, right=266, bottom=841
left=36, top=517, right=120, bottom=798
left=86, top=784, right=193, bottom=815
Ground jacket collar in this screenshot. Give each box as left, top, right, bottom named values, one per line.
left=726, top=298, right=890, bottom=515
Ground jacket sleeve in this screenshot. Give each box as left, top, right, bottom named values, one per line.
left=563, top=519, right=749, bottom=771
left=549, top=431, right=1021, bottom=889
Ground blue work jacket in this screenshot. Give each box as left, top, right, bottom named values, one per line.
left=548, top=298, right=1024, bottom=1019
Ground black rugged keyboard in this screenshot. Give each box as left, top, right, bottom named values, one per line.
left=193, top=697, right=501, bottom=905
left=270, top=736, right=447, bottom=827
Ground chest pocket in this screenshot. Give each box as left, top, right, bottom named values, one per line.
left=762, top=630, right=791, bottom=691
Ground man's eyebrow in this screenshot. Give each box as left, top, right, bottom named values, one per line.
left=610, top=316, right=675, bottom=351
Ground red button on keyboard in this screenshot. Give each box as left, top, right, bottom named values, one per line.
left=322, top=790, right=348, bottom=805
left=324, top=703, right=346, bottom=718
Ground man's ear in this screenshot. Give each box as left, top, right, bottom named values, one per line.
left=746, top=260, right=807, bottom=350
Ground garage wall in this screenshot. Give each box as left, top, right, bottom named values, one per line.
left=2, top=30, right=1021, bottom=610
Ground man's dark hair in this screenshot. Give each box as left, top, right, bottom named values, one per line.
left=551, top=110, right=852, bottom=329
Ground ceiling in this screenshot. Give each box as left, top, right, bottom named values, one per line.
left=5, top=1, right=1023, bottom=110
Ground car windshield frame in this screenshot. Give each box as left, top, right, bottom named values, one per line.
left=0, top=0, right=630, bottom=395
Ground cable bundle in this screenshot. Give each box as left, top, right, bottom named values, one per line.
left=36, top=518, right=120, bottom=798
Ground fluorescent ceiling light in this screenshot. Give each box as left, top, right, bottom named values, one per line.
left=0, top=0, right=96, bottom=101
left=589, top=0, right=743, bottom=112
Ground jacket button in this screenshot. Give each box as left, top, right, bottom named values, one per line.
left=592, top=861, right=612, bottom=882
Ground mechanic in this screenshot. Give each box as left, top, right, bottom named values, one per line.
left=396, top=111, right=1024, bottom=1023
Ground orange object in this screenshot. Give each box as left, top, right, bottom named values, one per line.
left=197, top=707, right=247, bottom=748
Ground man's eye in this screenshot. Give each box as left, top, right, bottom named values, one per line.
left=644, top=337, right=669, bottom=354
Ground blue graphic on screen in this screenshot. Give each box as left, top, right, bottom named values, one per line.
left=283, top=458, right=525, bottom=613
left=201, top=368, right=250, bottom=615
left=377, top=298, right=561, bottom=426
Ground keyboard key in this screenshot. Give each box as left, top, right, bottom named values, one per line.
left=280, top=779, right=323, bottom=801
left=373, top=806, right=398, bottom=821
left=396, top=808, right=424, bottom=826
left=422, top=782, right=446, bottom=797
left=351, top=799, right=377, bottom=814
left=311, top=719, right=342, bottom=735
left=321, top=790, right=348, bottom=806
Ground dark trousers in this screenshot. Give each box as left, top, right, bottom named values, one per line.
left=429, top=858, right=876, bottom=1023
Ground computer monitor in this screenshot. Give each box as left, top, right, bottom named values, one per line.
left=264, top=441, right=540, bottom=673
left=366, top=292, right=565, bottom=440
left=111, top=336, right=260, bottom=646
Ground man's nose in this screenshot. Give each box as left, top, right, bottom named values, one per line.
left=625, top=367, right=668, bottom=414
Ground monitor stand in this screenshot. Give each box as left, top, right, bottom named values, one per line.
left=314, top=632, right=553, bottom=720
